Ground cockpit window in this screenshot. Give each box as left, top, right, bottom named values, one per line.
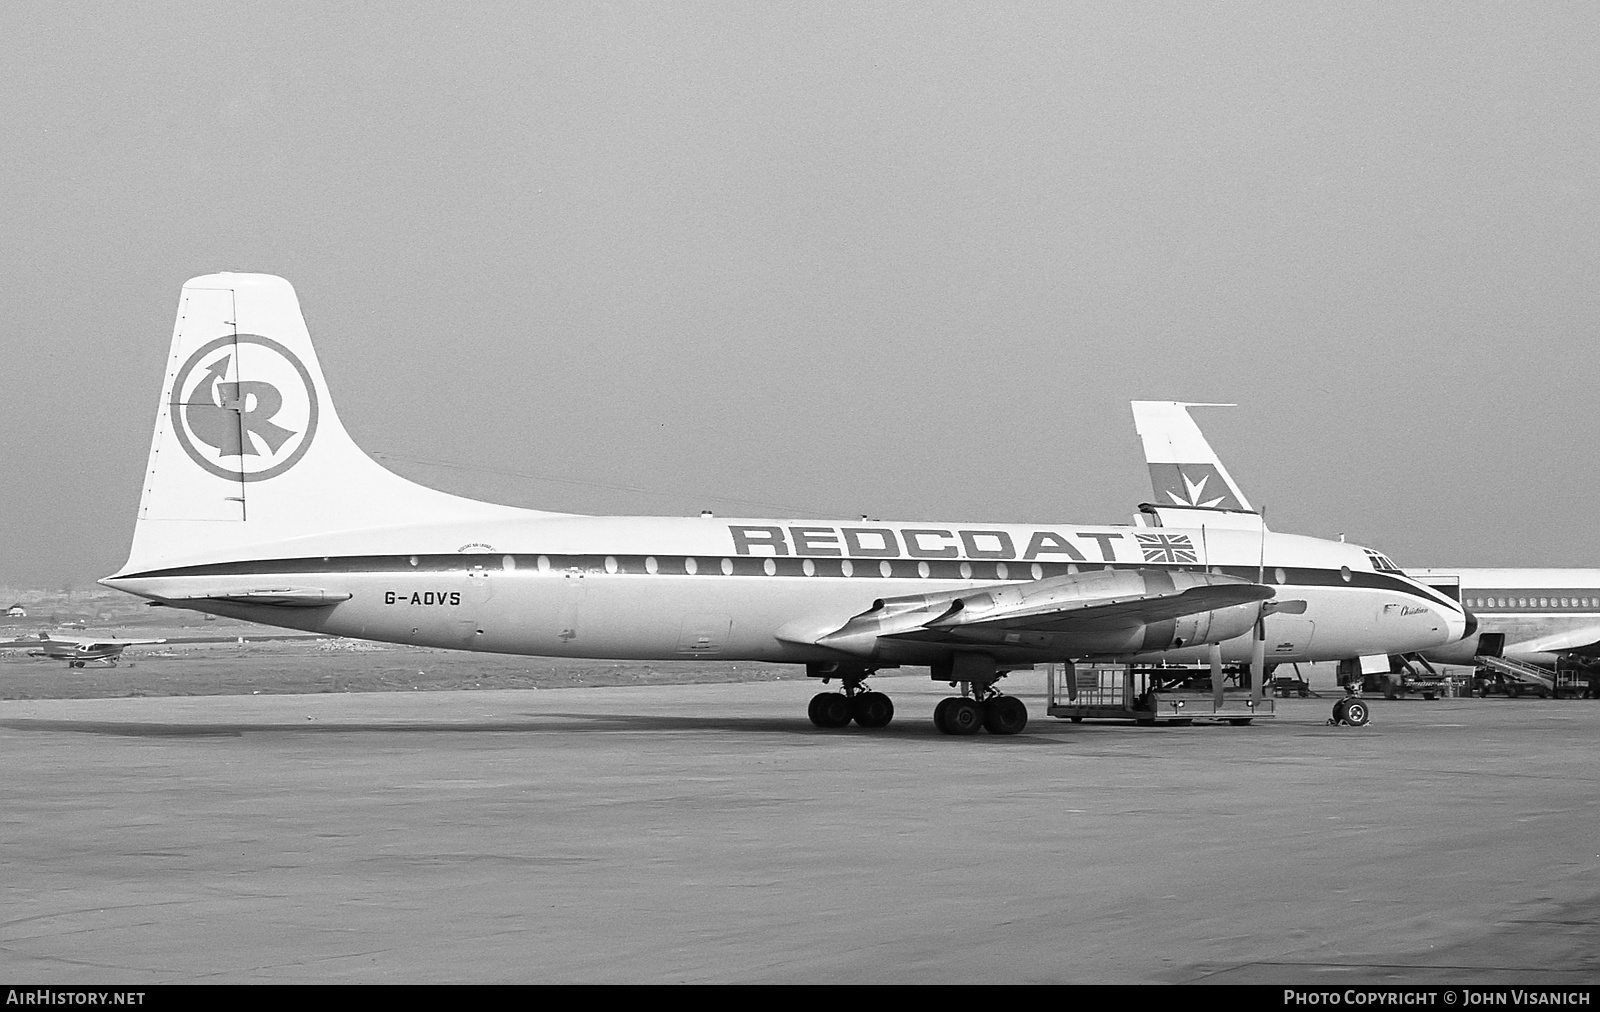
left=1364, top=549, right=1404, bottom=574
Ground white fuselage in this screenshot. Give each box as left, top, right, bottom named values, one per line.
left=109, top=514, right=1468, bottom=667
left=1413, top=568, right=1600, bottom=665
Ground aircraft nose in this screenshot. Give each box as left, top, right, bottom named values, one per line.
left=1439, top=601, right=1471, bottom=645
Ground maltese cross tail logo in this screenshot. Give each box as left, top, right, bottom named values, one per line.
left=1145, top=463, right=1245, bottom=511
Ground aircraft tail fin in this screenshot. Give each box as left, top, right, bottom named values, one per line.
left=115, top=273, right=533, bottom=575
left=1131, top=402, right=1254, bottom=513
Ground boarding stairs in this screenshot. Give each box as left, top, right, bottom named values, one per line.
left=1475, top=655, right=1556, bottom=693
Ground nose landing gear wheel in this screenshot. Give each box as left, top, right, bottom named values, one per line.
left=1329, top=697, right=1371, bottom=726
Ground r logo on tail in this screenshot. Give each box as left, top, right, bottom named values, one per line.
left=171, top=334, right=319, bottom=482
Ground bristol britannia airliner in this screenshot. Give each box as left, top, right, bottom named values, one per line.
left=101, top=275, right=1470, bottom=734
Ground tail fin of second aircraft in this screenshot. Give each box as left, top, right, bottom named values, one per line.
left=1131, top=402, right=1254, bottom=513
left=116, top=273, right=538, bottom=574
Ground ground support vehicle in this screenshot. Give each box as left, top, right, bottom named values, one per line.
left=1472, top=656, right=1596, bottom=698
left=1270, top=665, right=1316, bottom=698
left=1045, top=662, right=1274, bottom=726
left=1338, top=654, right=1448, bottom=700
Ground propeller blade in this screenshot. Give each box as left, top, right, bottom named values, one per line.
left=1211, top=641, right=1225, bottom=710
left=1249, top=613, right=1268, bottom=694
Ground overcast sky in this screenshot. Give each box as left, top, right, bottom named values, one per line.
left=3, top=2, right=1598, bottom=589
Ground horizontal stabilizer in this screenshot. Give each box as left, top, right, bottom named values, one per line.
left=153, top=588, right=353, bottom=608
left=1137, top=503, right=1264, bottom=530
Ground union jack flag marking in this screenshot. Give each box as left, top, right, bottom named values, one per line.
left=1136, top=533, right=1198, bottom=564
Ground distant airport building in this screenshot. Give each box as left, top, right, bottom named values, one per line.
left=5, top=605, right=26, bottom=618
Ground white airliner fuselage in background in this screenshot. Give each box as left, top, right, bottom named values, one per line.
left=1410, top=569, right=1600, bottom=666
left=101, top=276, right=1468, bottom=735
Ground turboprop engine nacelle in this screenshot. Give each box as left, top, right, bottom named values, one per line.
left=815, top=568, right=1271, bottom=660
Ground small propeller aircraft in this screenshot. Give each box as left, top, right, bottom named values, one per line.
left=0, top=632, right=167, bottom=668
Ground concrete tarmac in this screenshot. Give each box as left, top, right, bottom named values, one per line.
left=2, top=671, right=1598, bottom=984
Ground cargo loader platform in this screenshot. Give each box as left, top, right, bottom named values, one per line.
left=1045, top=662, right=1275, bottom=725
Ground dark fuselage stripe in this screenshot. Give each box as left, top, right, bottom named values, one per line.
left=116, top=555, right=1453, bottom=606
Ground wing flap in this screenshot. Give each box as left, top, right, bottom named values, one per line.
left=913, top=582, right=1273, bottom=636
left=812, top=568, right=1272, bottom=658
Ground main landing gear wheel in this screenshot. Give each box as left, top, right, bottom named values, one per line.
left=808, top=692, right=853, bottom=729
left=850, top=691, right=894, bottom=729
left=805, top=663, right=896, bottom=730
left=935, top=695, right=1028, bottom=735
left=929, top=661, right=1029, bottom=736
left=935, top=697, right=984, bottom=735
left=982, top=695, right=1028, bottom=735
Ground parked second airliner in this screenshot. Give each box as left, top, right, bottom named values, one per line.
left=1131, top=400, right=1600, bottom=676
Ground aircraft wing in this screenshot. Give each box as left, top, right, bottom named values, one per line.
left=2, top=634, right=165, bottom=650
left=894, top=582, right=1270, bottom=636
left=1503, top=625, right=1600, bottom=657
left=807, top=568, right=1272, bottom=658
